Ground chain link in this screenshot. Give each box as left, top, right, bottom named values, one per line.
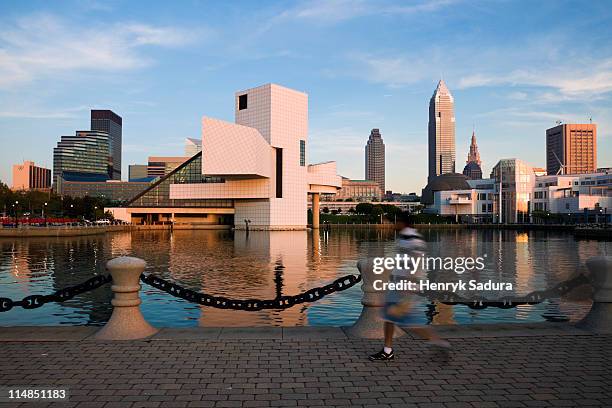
left=139, top=273, right=362, bottom=311
left=0, top=274, right=112, bottom=312
left=415, top=273, right=589, bottom=309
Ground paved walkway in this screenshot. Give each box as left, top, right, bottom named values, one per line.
left=0, top=325, right=611, bottom=408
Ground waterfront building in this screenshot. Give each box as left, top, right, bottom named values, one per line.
left=55, top=179, right=152, bottom=202
left=128, top=164, right=152, bottom=182
left=365, top=129, right=385, bottom=193
left=53, top=131, right=110, bottom=187
left=426, top=160, right=611, bottom=224
left=428, top=80, right=456, bottom=179
left=490, top=158, right=536, bottom=224
left=546, top=123, right=597, bottom=175
left=185, top=138, right=202, bottom=157
left=147, top=156, right=190, bottom=178
left=333, top=177, right=382, bottom=201
left=91, top=110, right=122, bottom=180
left=11, top=161, right=51, bottom=191
left=107, top=84, right=342, bottom=229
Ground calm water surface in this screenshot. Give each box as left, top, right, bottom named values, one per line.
left=0, top=228, right=609, bottom=327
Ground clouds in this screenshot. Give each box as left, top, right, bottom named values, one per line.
left=279, top=0, right=460, bottom=23
left=0, top=14, right=199, bottom=88
left=458, top=59, right=612, bottom=100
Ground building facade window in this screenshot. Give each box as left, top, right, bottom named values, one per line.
left=238, top=94, right=248, bottom=110
left=299, top=140, right=305, bottom=166
left=275, top=148, right=283, bottom=198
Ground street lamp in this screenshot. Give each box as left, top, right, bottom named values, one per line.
left=94, top=206, right=98, bottom=222
left=14, top=200, right=19, bottom=228
left=43, top=202, right=48, bottom=226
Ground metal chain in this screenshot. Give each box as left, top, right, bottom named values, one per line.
left=414, top=273, right=590, bottom=309
left=139, top=273, right=362, bottom=311
left=0, top=269, right=589, bottom=313
left=0, top=274, right=112, bottom=312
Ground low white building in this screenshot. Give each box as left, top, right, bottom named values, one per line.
left=426, top=161, right=611, bottom=224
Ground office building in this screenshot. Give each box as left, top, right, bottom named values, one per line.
left=128, top=165, right=151, bottom=182
left=91, top=110, right=122, bottom=180
left=365, top=128, right=385, bottom=193
left=334, top=177, right=382, bottom=201
left=428, top=80, right=456, bottom=179
left=490, top=159, right=536, bottom=223
left=53, top=131, right=110, bottom=187
left=108, top=84, right=342, bottom=229
left=11, top=161, right=51, bottom=191
left=546, top=123, right=597, bottom=175
left=185, top=138, right=202, bottom=157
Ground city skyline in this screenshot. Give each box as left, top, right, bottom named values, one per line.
left=1, top=0, right=612, bottom=193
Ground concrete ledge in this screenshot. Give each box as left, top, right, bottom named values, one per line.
left=0, top=323, right=599, bottom=343
left=0, top=326, right=97, bottom=342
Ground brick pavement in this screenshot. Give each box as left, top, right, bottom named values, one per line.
left=0, top=327, right=611, bottom=408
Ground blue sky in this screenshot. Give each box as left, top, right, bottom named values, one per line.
left=0, top=0, right=611, bottom=193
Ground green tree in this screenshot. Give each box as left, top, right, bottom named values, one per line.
left=355, top=203, right=373, bottom=214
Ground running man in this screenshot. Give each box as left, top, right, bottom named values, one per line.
left=369, top=226, right=450, bottom=361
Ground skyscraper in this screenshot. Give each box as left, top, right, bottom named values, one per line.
left=546, top=123, right=597, bottom=175
left=428, top=80, right=456, bottom=179
left=91, top=110, right=122, bottom=180
left=463, top=130, right=483, bottom=180
left=466, top=130, right=481, bottom=165
left=365, top=128, right=385, bottom=194
left=53, top=131, right=110, bottom=187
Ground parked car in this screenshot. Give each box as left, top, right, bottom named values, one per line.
left=96, top=219, right=111, bottom=225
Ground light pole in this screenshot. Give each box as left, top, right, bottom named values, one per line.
left=94, top=206, right=98, bottom=222
left=14, top=200, right=19, bottom=228
left=43, top=202, right=48, bottom=226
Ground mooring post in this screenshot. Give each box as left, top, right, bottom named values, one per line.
left=94, top=256, right=158, bottom=340
left=345, top=259, right=405, bottom=339
left=577, top=256, right=612, bottom=333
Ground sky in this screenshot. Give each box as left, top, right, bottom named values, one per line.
left=1, top=0, right=611, bottom=194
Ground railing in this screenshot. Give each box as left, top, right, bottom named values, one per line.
left=1, top=255, right=610, bottom=340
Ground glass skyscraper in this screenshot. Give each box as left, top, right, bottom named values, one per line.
left=91, top=110, right=122, bottom=180
left=428, top=79, right=456, bottom=180
left=53, top=131, right=110, bottom=187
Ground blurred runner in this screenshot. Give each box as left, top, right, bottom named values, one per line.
left=369, top=224, right=450, bottom=361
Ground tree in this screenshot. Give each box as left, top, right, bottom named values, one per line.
left=355, top=203, right=373, bottom=215
left=322, top=207, right=330, bottom=214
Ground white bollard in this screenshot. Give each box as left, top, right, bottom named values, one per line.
left=94, top=257, right=158, bottom=340
left=577, top=256, right=612, bottom=333
left=345, top=259, right=405, bottom=339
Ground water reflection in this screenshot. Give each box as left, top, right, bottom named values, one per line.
left=0, top=228, right=609, bottom=327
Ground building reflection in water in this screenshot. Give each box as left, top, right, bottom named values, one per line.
left=1, top=228, right=607, bottom=327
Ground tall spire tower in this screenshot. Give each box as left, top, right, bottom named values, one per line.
left=428, top=79, right=456, bottom=180
left=466, top=129, right=481, bottom=165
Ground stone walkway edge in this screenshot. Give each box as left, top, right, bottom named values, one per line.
left=0, top=322, right=594, bottom=342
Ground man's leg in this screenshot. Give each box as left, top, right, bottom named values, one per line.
left=369, top=322, right=396, bottom=361
left=384, top=321, right=395, bottom=348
